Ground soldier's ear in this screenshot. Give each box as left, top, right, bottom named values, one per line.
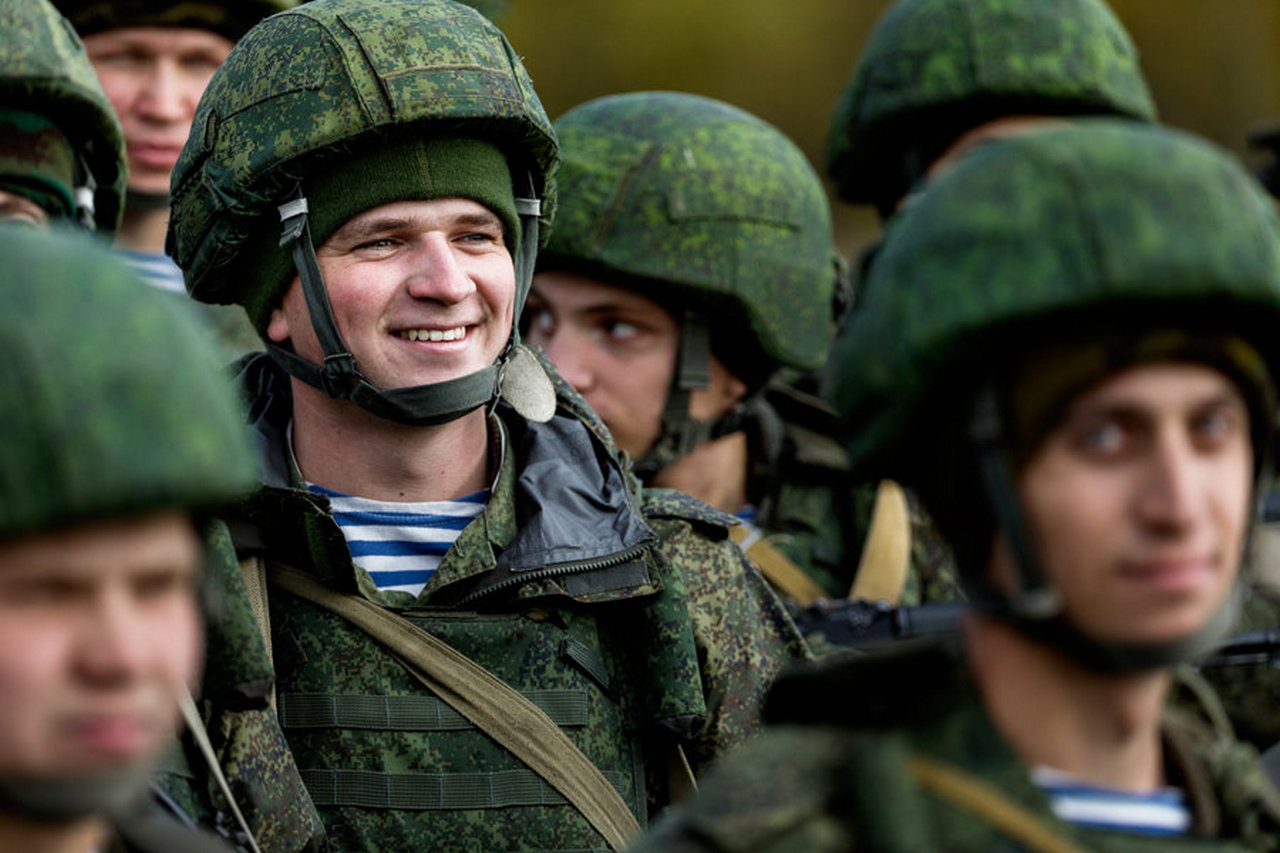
left=266, top=276, right=302, bottom=344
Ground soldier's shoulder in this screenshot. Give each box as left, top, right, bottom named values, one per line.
left=640, top=487, right=738, bottom=531
left=635, top=724, right=908, bottom=853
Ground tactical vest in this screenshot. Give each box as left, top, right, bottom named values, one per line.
left=269, top=580, right=650, bottom=852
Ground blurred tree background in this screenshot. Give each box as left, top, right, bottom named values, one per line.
left=502, top=0, right=1280, bottom=257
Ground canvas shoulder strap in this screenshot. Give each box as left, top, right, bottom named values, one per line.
left=178, top=689, right=264, bottom=853
left=269, top=563, right=641, bottom=851
left=850, top=479, right=912, bottom=604
left=908, top=753, right=1089, bottom=853
left=729, top=524, right=827, bottom=605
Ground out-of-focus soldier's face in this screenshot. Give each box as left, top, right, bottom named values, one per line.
left=991, top=363, right=1252, bottom=647
left=526, top=270, right=745, bottom=460
left=82, top=26, right=233, bottom=196
left=0, top=512, right=203, bottom=780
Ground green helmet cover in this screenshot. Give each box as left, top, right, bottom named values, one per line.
left=0, top=228, right=257, bottom=540
left=826, top=118, right=1280, bottom=495
left=541, top=91, right=841, bottom=378
left=169, top=0, right=557, bottom=314
left=827, top=0, right=1157, bottom=207
left=52, top=0, right=296, bottom=41
left=1, top=0, right=126, bottom=233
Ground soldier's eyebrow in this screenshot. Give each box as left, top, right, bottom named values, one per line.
left=330, top=209, right=505, bottom=245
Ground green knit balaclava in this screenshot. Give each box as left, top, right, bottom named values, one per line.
left=244, top=135, right=518, bottom=336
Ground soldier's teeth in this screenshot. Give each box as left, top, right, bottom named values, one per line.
left=402, top=327, right=465, bottom=342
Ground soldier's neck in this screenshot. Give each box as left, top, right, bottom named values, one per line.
left=650, top=430, right=749, bottom=515
left=964, top=614, right=1171, bottom=793
left=113, top=205, right=170, bottom=254
left=0, top=810, right=109, bottom=853
left=289, top=382, right=493, bottom=502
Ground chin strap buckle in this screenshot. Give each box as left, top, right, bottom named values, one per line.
left=319, top=352, right=358, bottom=399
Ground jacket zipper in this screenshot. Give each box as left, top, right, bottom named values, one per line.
left=458, top=537, right=656, bottom=605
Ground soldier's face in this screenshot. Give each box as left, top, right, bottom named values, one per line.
left=83, top=26, right=232, bottom=196
left=269, top=198, right=516, bottom=392
left=994, top=363, right=1252, bottom=646
left=0, top=190, right=50, bottom=228
left=0, top=512, right=202, bottom=780
left=526, top=271, right=745, bottom=460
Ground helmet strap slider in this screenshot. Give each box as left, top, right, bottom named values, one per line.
left=968, top=382, right=1061, bottom=619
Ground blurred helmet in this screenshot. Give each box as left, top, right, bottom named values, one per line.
left=827, top=0, right=1157, bottom=212
left=542, top=90, right=842, bottom=382
left=168, top=0, right=558, bottom=426
left=539, top=91, right=843, bottom=474
left=0, top=0, right=126, bottom=233
left=0, top=227, right=257, bottom=541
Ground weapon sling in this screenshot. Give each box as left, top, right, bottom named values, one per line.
left=908, top=754, right=1089, bottom=853
left=268, top=563, right=642, bottom=851
left=729, top=524, right=827, bottom=605
left=850, top=479, right=912, bottom=604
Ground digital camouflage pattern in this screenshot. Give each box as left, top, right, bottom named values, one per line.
left=825, top=119, right=1280, bottom=492
left=0, top=228, right=256, bottom=540
left=191, top=350, right=809, bottom=851
left=158, top=518, right=327, bottom=853
left=826, top=0, right=1156, bottom=206
left=1, top=0, right=126, bottom=232
left=51, top=0, right=295, bottom=41
left=542, top=91, right=842, bottom=376
left=631, top=639, right=1280, bottom=852
left=169, top=0, right=557, bottom=313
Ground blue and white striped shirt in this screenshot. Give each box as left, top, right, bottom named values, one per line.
left=309, top=484, right=489, bottom=597
left=1032, top=766, right=1191, bottom=837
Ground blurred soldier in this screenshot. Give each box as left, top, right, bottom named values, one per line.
left=631, top=121, right=1280, bottom=851
left=166, top=2, right=809, bottom=850
left=827, top=0, right=1156, bottom=220
left=527, top=92, right=865, bottom=598
left=0, top=0, right=125, bottom=232
left=53, top=0, right=292, bottom=359
left=0, top=228, right=258, bottom=852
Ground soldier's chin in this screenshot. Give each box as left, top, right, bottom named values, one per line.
left=0, top=761, right=157, bottom=823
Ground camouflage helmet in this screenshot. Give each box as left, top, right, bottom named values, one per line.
left=827, top=0, right=1157, bottom=210
left=169, top=0, right=556, bottom=311
left=540, top=91, right=842, bottom=382
left=51, top=0, right=296, bottom=42
left=827, top=119, right=1280, bottom=489
left=0, top=0, right=126, bottom=233
left=0, top=228, right=257, bottom=541
left=169, top=0, right=557, bottom=428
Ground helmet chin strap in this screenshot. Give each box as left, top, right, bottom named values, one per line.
left=967, top=381, right=1246, bottom=675
left=633, top=311, right=749, bottom=481
left=123, top=187, right=171, bottom=212
left=269, top=184, right=548, bottom=427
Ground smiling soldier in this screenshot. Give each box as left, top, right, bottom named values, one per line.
left=163, top=1, right=810, bottom=851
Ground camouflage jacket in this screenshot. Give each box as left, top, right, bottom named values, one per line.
left=744, top=380, right=959, bottom=605
left=633, top=639, right=1280, bottom=852
left=200, top=354, right=809, bottom=852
